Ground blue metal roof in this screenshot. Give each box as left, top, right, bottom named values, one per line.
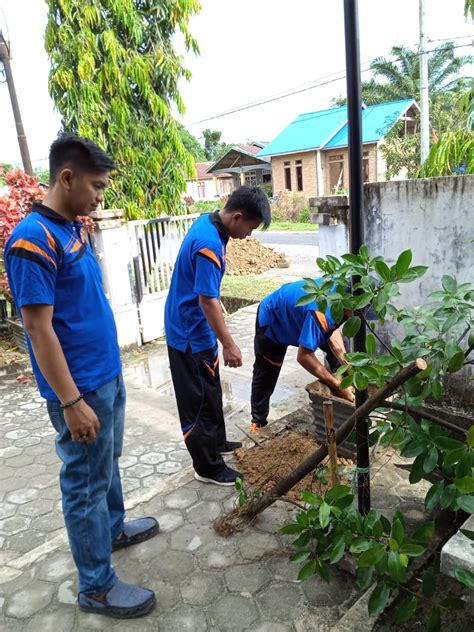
left=258, top=99, right=417, bottom=157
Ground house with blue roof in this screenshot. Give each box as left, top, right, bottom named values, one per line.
left=257, top=99, right=419, bottom=198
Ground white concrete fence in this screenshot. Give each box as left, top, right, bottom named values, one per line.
left=89, top=210, right=199, bottom=347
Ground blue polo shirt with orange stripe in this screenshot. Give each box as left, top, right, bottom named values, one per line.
left=258, top=279, right=337, bottom=351
left=4, top=202, right=121, bottom=400
left=165, top=212, right=228, bottom=353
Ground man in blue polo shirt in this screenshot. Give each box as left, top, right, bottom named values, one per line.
left=165, top=186, right=271, bottom=486
left=5, top=134, right=158, bottom=619
left=250, top=279, right=355, bottom=432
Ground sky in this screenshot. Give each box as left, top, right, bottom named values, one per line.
left=0, top=0, right=472, bottom=167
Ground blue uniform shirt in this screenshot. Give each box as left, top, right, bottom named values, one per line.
left=165, top=212, right=227, bottom=353
left=4, top=202, right=122, bottom=400
left=258, top=279, right=337, bottom=351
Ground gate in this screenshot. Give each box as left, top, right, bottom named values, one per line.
left=130, top=214, right=199, bottom=343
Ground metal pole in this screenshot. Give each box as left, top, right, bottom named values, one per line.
left=419, top=0, right=430, bottom=163
left=0, top=33, right=33, bottom=175
left=343, top=0, right=370, bottom=515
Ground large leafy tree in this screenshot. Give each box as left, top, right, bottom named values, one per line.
left=45, top=0, right=201, bottom=219
left=177, top=124, right=205, bottom=162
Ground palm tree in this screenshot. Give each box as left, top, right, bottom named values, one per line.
left=360, top=42, right=472, bottom=105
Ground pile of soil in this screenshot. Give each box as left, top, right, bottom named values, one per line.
left=226, top=237, right=289, bottom=276
left=234, top=430, right=354, bottom=501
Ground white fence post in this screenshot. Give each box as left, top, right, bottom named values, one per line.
left=89, top=209, right=141, bottom=347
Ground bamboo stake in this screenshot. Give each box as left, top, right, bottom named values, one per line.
left=323, top=401, right=340, bottom=487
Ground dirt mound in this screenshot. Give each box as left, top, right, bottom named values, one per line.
left=234, top=430, right=353, bottom=501
left=226, top=237, right=289, bottom=276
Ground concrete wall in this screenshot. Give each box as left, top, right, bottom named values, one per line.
left=364, top=175, right=474, bottom=409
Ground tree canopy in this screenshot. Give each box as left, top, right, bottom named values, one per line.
left=45, top=0, right=201, bottom=219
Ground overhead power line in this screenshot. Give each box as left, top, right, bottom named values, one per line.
left=187, top=42, right=473, bottom=126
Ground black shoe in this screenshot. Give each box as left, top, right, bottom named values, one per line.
left=194, top=465, right=243, bottom=486
left=220, top=441, right=243, bottom=455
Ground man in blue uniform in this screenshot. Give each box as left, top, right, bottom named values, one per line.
left=165, top=186, right=271, bottom=486
left=5, top=134, right=158, bottom=619
left=250, top=279, right=355, bottom=432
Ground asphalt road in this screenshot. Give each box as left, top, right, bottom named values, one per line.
left=254, top=230, right=319, bottom=246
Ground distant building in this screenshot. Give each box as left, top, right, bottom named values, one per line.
left=257, top=99, right=420, bottom=197
left=206, top=142, right=272, bottom=190
left=185, top=162, right=233, bottom=201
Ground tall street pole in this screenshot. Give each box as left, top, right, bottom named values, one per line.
left=343, top=0, right=370, bottom=515
left=0, top=30, right=33, bottom=175
left=419, top=0, right=430, bottom=163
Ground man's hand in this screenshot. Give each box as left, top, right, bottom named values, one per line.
left=333, top=383, right=355, bottom=403
left=223, top=340, right=242, bottom=368
left=64, top=399, right=100, bottom=444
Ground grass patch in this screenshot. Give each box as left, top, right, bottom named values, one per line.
left=221, top=275, right=287, bottom=301
left=265, top=222, right=317, bottom=232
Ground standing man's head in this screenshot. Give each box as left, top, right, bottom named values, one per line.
left=47, top=133, right=116, bottom=220
left=219, top=186, right=271, bottom=239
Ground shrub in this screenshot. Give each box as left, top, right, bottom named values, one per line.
left=271, top=191, right=308, bottom=222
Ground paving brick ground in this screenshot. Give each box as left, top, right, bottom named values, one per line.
left=0, top=305, right=431, bottom=631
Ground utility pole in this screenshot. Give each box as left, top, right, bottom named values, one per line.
left=343, top=0, right=370, bottom=516
left=419, top=0, right=430, bottom=163
left=0, top=28, right=33, bottom=175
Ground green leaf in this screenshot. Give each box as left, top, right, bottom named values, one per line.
left=290, top=550, right=311, bottom=564
left=296, top=294, right=316, bottom=307
left=457, top=494, right=474, bottom=513
left=395, top=595, right=417, bottom=624
left=319, top=502, right=331, bottom=528
left=350, top=538, right=373, bottom=554
left=353, top=372, right=369, bottom=391
left=431, top=379, right=442, bottom=400
left=399, top=543, right=426, bottom=557
left=427, top=606, right=441, bottom=632
left=367, top=582, right=391, bottom=617
left=325, top=485, right=351, bottom=502
left=433, top=436, right=465, bottom=451
left=329, top=537, right=346, bottom=564
left=423, top=446, right=439, bottom=474
left=425, top=480, right=444, bottom=512
left=443, top=447, right=466, bottom=467
left=422, top=569, right=437, bottom=597
left=460, top=528, right=474, bottom=541
left=366, top=333, right=376, bottom=356
left=439, top=596, right=466, bottom=609
left=388, top=551, right=406, bottom=583
left=293, top=531, right=311, bottom=547
left=467, top=425, right=474, bottom=448
left=441, top=275, right=457, bottom=294
left=358, top=544, right=386, bottom=567
left=454, top=476, right=474, bottom=494
left=372, top=519, right=383, bottom=539
left=301, top=491, right=322, bottom=506
left=374, top=260, right=391, bottom=281
left=297, top=559, right=317, bottom=581
left=454, top=568, right=474, bottom=590
left=409, top=454, right=426, bottom=484
left=331, top=301, right=344, bottom=323
left=391, top=518, right=405, bottom=545
left=456, top=454, right=472, bottom=478
left=440, top=484, right=458, bottom=509
left=448, top=350, right=465, bottom=373
left=395, top=249, right=413, bottom=277
left=356, top=566, right=373, bottom=590
left=413, top=521, right=435, bottom=544
left=280, top=523, right=305, bottom=535
left=343, top=316, right=361, bottom=338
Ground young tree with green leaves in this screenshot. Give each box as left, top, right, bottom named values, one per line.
left=177, top=124, right=206, bottom=162
left=45, top=0, right=201, bottom=219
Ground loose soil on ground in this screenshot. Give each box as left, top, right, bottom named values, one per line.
left=226, top=237, right=289, bottom=276
left=234, top=430, right=354, bottom=501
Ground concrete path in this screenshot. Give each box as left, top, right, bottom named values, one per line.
left=0, top=304, right=435, bottom=631
left=253, top=231, right=321, bottom=280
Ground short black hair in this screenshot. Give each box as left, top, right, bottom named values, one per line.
left=49, top=133, right=116, bottom=184
left=224, top=186, right=271, bottom=229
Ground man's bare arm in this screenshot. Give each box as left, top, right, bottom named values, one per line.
left=328, top=328, right=349, bottom=365
left=297, top=345, right=354, bottom=402
left=198, top=296, right=242, bottom=367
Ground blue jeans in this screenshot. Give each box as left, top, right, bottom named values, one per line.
left=47, top=374, right=126, bottom=594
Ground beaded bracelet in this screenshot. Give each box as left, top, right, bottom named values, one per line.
left=60, top=394, right=84, bottom=409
